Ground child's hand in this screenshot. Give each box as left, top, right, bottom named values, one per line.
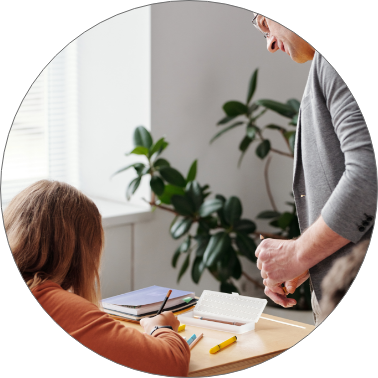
left=140, top=311, right=180, bottom=334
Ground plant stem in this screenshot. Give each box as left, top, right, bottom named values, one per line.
left=241, top=272, right=265, bottom=290
left=264, top=155, right=278, bottom=212
left=270, top=148, right=293, bottom=158
left=144, top=199, right=179, bottom=215
left=280, top=130, right=293, bottom=154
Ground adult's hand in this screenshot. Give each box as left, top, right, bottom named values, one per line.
left=140, top=311, right=180, bottom=335
left=263, top=270, right=310, bottom=307
left=255, top=238, right=307, bottom=291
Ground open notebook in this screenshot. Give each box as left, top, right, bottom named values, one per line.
left=102, top=285, right=195, bottom=316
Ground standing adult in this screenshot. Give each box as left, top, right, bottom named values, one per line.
left=252, top=13, right=377, bottom=325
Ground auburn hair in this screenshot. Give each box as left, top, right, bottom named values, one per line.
left=4, top=180, right=104, bottom=306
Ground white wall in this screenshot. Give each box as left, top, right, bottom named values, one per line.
left=134, top=2, right=311, bottom=297
left=77, top=7, right=151, bottom=206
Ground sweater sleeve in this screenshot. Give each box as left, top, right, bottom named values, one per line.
left=315, top=53, right=377, bottom=243
left=33, top=282, right=190, bottom=377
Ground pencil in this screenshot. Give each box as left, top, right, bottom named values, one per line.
left=194, top=316, right=245, bottom=326
left=260, top=235, right=288, bottom=295
left=156, top=289, right=172, bottom=315
left=189, top=333, right=203, bottom=349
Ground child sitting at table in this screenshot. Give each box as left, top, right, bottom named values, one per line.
left=4, top=180, right=190, bottom=376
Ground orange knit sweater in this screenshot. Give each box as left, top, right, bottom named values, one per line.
left=32, top=281, right=190, bottom=376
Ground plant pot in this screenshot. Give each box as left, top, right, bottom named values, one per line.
left=263, top=305, right=314, bottom=325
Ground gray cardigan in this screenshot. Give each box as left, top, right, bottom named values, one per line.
left=293, top=52, right=377, bottom=302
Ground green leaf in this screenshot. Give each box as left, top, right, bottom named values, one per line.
left=220, top=281, right=239, bottom=294
left=224, top=196, right=242, bottom=225
left=198, top=217, right=218, bottom=233
left=217, top=255, right=233, bottom=282
left=203, top=232, right=231, bottom=267
left=150, top=137, right=168, bottom=157
left=133, top=126, right=153, bottom=149
left=287, top=98, right=300, bottom=113
left=265, top=124, right=286, bottom=131
left=159, top=166, right=186, bottom=187
left=170, top=217, right=193, bottom=239
left=246, top=124, right=256, bottom=139
left=128, top=146, right=149, bottom=156
left=233, top=219, right=256, bottom=234
left=171, top=195, right=195, bottom=216
left=248, top=103, right=259, bottom=115
left=210, top=121, right=244, bottom=144
left=150, top=176, right=165, bottom=196
left=202, top=192, right=211, bottom=200
left=235, top=232, right=257, bottom=263
left=154, top=158, right=170, bottom=170
left=185, top=180, right=203, bottom=210
left=289, top=114, right=298, bottom=126
left=256, top=99, right=297, bottom=118
left=133, top=163, right=146, bottom=176
left=141, top=166, right=150, bottom=176
left=186, top=160, right=197, bottom=182
left=179, top=235, right=191, bottom=252
left=284, top=131, right=296, bottom=152
left=158, top=185, right=185, bottom=205
left=277, top=212, right=294, bottom=229
left=215, top=194, right=228, bottom=227
left=194, top=235, right=210, bottom=257
left=223, top=101, right=248, bottom=117
left=247, top=68, right=258, bottom=104
left=198, top=198, right=223, bottom=217
left=217, top=115, right=236, bottom=125
left=126, top=177, right=141, bottom=200
left=239, top=135, right=253, bottom=152
left=257, top=210, right=281, bottom=219
left=191, top=256, right=206, bottom=284
left=111, top=163, right=142, bottom=178
left=269, top=220, right=280, bottom=228
left=230, top=250, right=242, bottom=280
left=177, top=253, right=190, bottom=283
left=171, top=246, right=181, bottom=268
left=256, top=140, right=271, bottom=159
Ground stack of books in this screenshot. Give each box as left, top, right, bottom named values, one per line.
left=102, top=285, right=197, bottom=321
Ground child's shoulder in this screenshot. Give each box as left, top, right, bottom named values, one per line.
left=32, top=281, right=98, bottom=316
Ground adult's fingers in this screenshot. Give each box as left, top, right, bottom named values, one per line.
left=256, top=258, right=262, bottom=270
left=285, top=271, right=310, bottom=294
left=264, top=287, right=296, bottom=308
left=263, top=279, right=285, bottom=295
left=260, top=269, right=268, bottom=279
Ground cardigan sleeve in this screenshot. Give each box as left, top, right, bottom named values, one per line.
left=32, top=282, right=190, bottom=377
left=315, top=53, right=377, bottom=243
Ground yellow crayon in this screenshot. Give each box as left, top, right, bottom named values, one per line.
left=209, top=336, right=237, bottom=354
left=178, top=324, right=186, bottom=332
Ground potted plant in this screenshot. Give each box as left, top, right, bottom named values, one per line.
left=113, top=68, right=312, bottom=312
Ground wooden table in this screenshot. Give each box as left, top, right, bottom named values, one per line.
left=117, top=313, right=315, bottom=376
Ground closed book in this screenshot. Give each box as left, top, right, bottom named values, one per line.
left=102, top=285, right=195, bottom=315
left=103, top=298, right=198, bottom=321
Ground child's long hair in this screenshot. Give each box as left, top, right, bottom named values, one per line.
left=4, top=180, right=104, bottom=306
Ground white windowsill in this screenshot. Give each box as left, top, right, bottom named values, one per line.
left=89, top=197, right=153, bottom=228
left=1, top=196, right=152, bottom=228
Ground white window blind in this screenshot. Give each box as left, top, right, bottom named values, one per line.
left=1, top=41, right=79, bottom=205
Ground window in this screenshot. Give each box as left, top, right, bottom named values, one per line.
left=1, top=41, right=79, bottom=205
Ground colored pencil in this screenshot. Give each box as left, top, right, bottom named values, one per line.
left=156, top=289, right=172, bottom=315
left=189, top=333, right=203, bottom=349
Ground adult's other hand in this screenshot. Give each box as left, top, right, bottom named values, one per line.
left=255, top=238, right=307, bottom=289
